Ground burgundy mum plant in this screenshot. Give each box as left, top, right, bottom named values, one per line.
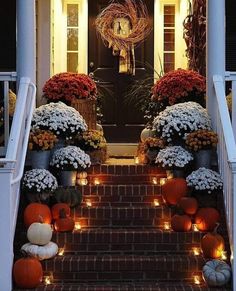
left=43, top=72, right=97, bottom=104
left=152, top=69, right=206, bottom=110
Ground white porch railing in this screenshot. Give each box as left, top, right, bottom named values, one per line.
left=213, top=74, right=236, bottom=291
left=0, top=77, right=36, bottom=291
left=0, top=72, right=17, bottom=156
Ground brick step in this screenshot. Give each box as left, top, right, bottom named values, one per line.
left=87, top=165, right=165, bottom=176
left=72, top=206, right=172, bottom=220
left=13, top=282, right=231, bottom=291
left=81, top=185, right=162, bottom=197
left=42, top=254, right=206, bottom=273
left=82, top=194, right=163, bottom=204
left=85, top=174, right=164, bottom=185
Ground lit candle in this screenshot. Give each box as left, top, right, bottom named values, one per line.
left=194, top=275, right=201, bottom=285
left=167, top=172, right=174, bottom=180
left=221, top=251, right=227, bottom=260
left=134, top=156, right=139, bottom=164
left=86, top=199, right=92, bottom=207
left=94, top=178, right=100, bottom=185
left=192, top=247, right=201, bottom=256
left=78, top=178, right=88, bottom=186
left=192, top=224, right=199, bottom=232
left=163, top=221, right=171, bottom=230
left=152, top=177, right=158, bottom=185
left=153, top=199, right=160, bottom=207
left=58, top=248, right=65, bottom=256
left=74, top=222, right=81, bottom=230
left=44, top=275, right=53, bottom=285
left=160, top=178, right=167, bottom=186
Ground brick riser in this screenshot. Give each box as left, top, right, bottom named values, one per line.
left=13, top=164, right=231, bottom=291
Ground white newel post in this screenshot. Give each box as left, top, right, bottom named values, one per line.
left=16, top=0, right=36, bottom=85
left=206, top=0, right=225, bottom=129
left=0, top=167, right=14, bottom=291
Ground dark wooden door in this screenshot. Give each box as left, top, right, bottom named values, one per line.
left=88, top=0, right=154, bottom=143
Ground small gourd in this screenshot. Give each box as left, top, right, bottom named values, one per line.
left=202, top=259, right=231, bottom=287
left=27, top=216, right=52, bottom=245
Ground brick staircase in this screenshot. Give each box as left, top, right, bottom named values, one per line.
left=14, top=164, right=231, bottom=291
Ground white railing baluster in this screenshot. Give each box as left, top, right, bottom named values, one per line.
left=213, top=73, right=236, bottom=291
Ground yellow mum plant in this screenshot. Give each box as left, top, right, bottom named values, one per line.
left=28, top=129, right=58, bottom=151
left=185, top=129, right=218, bottom=152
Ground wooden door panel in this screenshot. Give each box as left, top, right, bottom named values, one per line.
left=89, top=0, right=154, bottom=142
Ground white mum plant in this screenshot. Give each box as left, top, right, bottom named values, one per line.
left=153, top=102, right=211, bottom=143
left=186, top=167, right=223, bottom=193
left=22, top=169, right=58, bottom=193
left=31, top=102, right=87, bottom=139
left=50, top=146, right=91, bottom=170
left=156, top=146, right=193, bottom=168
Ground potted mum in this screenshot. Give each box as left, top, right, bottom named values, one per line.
left=156, top=146, right=193, bottom=177
left=185, top=129, right=218, bottom=169
left=152, top=69, right=206, bottom=111
left=22, top=169, right=58, bottom=204
left=143, top=137, right=166, bottom=164
left=31, top=102, right=87, bottom=146
left=28, top=129, right=58, bottom=169
left=43, top=73, right=97, bottom=129
left=153, top=102, right=211, bottom=144
left=186, top=167, right=223, bottom=207
left=72, top=130, right=107, bottom=165
left=50, top=146, right=91, bottom=186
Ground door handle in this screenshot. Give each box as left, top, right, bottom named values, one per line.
left=89, top=61, right=95, bottom=69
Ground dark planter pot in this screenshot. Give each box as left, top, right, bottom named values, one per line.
left=60, top=170, right=77, bottom=187
left=191, top=189, right=218, bottom=208
left=194, top=149, right=212, bottom=169
left=31, top=150, right=51, bottom=169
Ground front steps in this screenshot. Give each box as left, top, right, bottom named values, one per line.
left=14, top=164, right=231, bottom=290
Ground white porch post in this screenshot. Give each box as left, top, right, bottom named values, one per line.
left=206, top=0, right=225, bottom=128
left=0, top=168, right=14, bottom=291
left=16, top=0, right=36, bottom=84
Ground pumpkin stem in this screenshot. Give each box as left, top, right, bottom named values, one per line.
left=213, top=222, right=220, bottom=233
left=38, top=215, right=44, bottom=223
left=59, top=208, right=67, bottom=219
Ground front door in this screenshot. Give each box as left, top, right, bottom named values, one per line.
left=88, top=0, right=154, bottom=143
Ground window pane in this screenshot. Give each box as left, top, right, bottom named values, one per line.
left=67, top=28, right=78, bottom=50
left=164, top=15, right=175, bottom=27
left=164, top=5, right=175, bottom=14
left=164, top=53, right=175, bottom=63
left=67, top=53, right=78, bottom=72
left=164, top=30, right=175, bottom=42
left=164, top=42, right=175, bottom=51
left=67, top=4, right=78, bottom=27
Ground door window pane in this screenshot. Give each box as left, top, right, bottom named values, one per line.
left=67, top=4, right=78, bottom=26
left=67, top=28, right=78, bottom=50
left=67, top=53, right=78, bottom=72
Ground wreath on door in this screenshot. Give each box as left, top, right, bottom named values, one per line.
left=95, top=0, right=151, bottom=75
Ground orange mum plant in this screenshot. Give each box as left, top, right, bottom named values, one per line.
left=185, top=130, right=218, bottom=152
left=28, top=129, right=58, bottom=151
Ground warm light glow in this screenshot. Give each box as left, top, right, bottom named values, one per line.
left=221, top=251, right=227, bottom=261
left=86, top=199, right=92, bottom=207
left=231, top=253, right=234, bottom=261
left=163, top=221, right=171, bottom=230
left=78, top=178, right=88, bottom=186
left=160, top=178, right=167, bottom=186
left=58, top=248, right=65, bottom=256
left=192, top=224, right=199, bottom=232
left=192, top=247, right=201, bottom=256
left=194, top=275, right=201, bottom=285
left=153, top=199, right=160, bottom=207
left=44, top=276, right=53, bottom=285
left=152, top=177, right=158, bottom=185
left=134, top=156, right=139, bottom=164
left=167, top=172, right=174, bottom=180
left=74, top=222, right=81, bottom=230
left=94, top=178, right=100, bottom=185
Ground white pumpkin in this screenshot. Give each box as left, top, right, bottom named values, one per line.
left=96, top=123, right=103, bottom=133
left=21, top=242, right=58, bottom=260
left=78, top=171, right=87, bottom=179
left=202, top=259, right=231, bottom=287
left=27, top=222, right=52, bottom=246
left=140, top=128, right=156, bottom=142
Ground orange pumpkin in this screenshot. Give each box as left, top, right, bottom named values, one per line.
left=51, top=203, right=70, bottom=220
left=178, top=197, right=198, bottom=215
left=162, top=178, right=188, bottom=205
left=171, top=214, right=192, bottom=232
left=24, top=203, right=52, bottom=228
left=195, top=208, right=220, bottom=231
left=54, top=208, right=75, bottom=232
left=201, top=223, right=225, bottom=258
left=13, top=253, right=43, bottom=288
